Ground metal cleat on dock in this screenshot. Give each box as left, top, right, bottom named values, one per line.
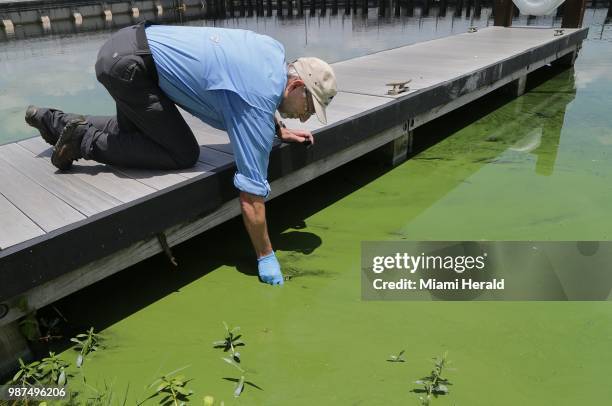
left=386, top=80, right=411, bottom=95
left=468, top=26, right=478, bottom=33
left=554, top=29, right=565, bottom=36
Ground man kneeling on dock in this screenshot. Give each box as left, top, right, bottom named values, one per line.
left=24, top=22, right=337, bottom=286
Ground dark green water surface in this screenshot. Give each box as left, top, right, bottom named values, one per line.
left=2, top=7, right=612, bottom=406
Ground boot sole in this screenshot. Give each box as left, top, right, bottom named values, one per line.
left=51, top=120, right=86, bottom=171
left=25, top=106, right=59, bottom=146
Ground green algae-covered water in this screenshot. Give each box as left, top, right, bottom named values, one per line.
left=3, top=7, right=612, bottom=406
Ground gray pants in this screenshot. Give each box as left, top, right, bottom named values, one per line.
left=46, top=24, right=200, bottom=170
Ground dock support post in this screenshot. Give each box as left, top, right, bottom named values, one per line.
left=439, top=0, right=447, bottom=16
left=555, top=48, right=579, bottom=67
left=455, top=0, right=463, bottom=16
left=493, top=0, right=514, bottom=26
left=405, top=0, right=414, bottom=16
left=0, top=321, right=32, bottom=380
left=561, top=0, right=587, bottom=28
left=277, top=0, right=283, bottom=16
left=422, top=0, right=430, bottom=16
left=508, top=75, right=527, bottom=97
left=346, top=0, right=351, bottom=14
left=474, top=0, right=481, bottom=17
left=382, top=125, right=411, bottom=166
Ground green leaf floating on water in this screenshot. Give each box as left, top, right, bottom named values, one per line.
left=234, top=376, right=245, bottom=397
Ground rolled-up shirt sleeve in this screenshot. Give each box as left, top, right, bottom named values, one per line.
left=217, top=90, right=275, bottom=197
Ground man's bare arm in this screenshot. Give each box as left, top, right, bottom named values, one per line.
left=239, top=191, right=272, bottom=258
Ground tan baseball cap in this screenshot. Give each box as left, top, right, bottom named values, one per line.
left=293, top=57, right=337, bottom=125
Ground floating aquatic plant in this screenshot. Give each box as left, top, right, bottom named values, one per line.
left=213, top=322, right=244, bottom=362
left=147, top=367, right=193, bottom=406
left=414, top=352, right=453, bottom=397
left=387, top=349, right=406, bottom=363
left=12, top=358, right=42, bottom=386
left=37, top=352, right=69, bottom=386
left=221, top=357, right=261, bottom=398
left=71, top=327, right=105, bottom=368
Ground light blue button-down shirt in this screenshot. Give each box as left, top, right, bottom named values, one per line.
left=145, top=25, right=287, bottom=197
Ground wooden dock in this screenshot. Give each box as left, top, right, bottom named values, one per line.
left=0, top=26, right=587, bottom=331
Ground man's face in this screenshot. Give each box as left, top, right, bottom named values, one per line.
left=281, top=82, right=316, bottom=123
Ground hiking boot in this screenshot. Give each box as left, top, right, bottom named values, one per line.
left=25, top=105, right=59, bottom=145
left=51, top=119, right=87, bottom=171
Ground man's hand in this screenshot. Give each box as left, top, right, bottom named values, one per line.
left=280, top=127, right=314, bottom=145
left=258, top=252, right=284, bottom=285
left=239, top=192, right=283, bottom=286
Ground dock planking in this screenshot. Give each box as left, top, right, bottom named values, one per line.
left=0, top=26, right=588, bottom=322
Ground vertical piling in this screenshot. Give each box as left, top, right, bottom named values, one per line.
left=297, top=0, right=303, bottom=15
left=332, top=0, right=338, bottom=14
left=267, top=0, right=273, bottom=16
left=277, top=0, right=283, bottom=16
left=474, top=0, right=481, bottom=17
left=493, top=0, right=514, bottom=26
left=288, top=0, right=294, bottom=16
left=405, top=0, right=414, bottom=16
left=561, top=0, right=587, bottom=27
left=362, top=0, right=368, bottom=16
left=0, top=322, right=32, bottom=381
left=439, top=0, right=448, bottom=16
left=346, top=0, right=352, bottom=14
left=465, top=0, right=472, bottom=17
left=394, top=0, right=400, bottom=16
left=321, top=0, right=327, bottom=14
left=379, top=0, right=386, bottom=16
left=422, top=0, right=430, bottom=16
left=382, top=130, right=412, bottom=167
left=455, top=0, right=463, bottom=17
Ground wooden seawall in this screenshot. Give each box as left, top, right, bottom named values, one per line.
left=0, top=26, right=588, bottom=373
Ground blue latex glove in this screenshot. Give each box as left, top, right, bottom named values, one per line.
left=258, top=252, right=284, bottom=285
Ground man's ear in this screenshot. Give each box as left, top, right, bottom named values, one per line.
left=287, top=78, right=305, bottom=92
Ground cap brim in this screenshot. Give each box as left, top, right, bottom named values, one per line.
left=312, top=96, right=327, bottom=125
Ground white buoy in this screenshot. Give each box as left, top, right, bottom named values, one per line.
left=73, top=12, right=83, bottom=26
left=1, top=19, right=15, bottom=36
left=132, top=7, right=139, bottom=18
left=41, top=15, right=51, bottom=30
left=103, top=9, right=112, bottom=22
left=156, top=4, right=163, bottom=15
